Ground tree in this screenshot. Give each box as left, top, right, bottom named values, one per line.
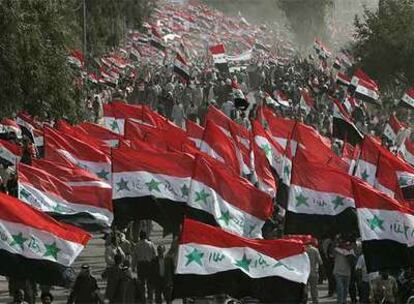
left=0, top=0, right=154, bottom=121
left=0, top=0, right=82, bottom=121
left=353, top=0, right=414, bottom=88
left=277, top=0, right=334, bottom=48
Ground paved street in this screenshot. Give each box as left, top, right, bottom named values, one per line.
left=0, top=224, right=337, bottom=303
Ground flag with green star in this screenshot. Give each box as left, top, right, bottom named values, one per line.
left=353, top=178, right=414, bottom=272
left=0, top=192, right=91, bottom=286
left=18, top=162, right=114, bottom=229
left=175, top=219, right=311, bottom=303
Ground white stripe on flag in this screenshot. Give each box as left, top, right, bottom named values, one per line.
left=188, top=180, right=265, bottom=238
left=176, top=243, right=310, bottom=284
left=288, top=185, right=355, bottom=215
left=0, top=219, right=84, bottom=266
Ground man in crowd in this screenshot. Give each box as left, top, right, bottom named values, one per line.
left=132, top=231, right=157, bottom=303
left=151, top=245, right=174, bottom=304
left=371, top=271, right=398, bottom=304
left=306, top=237, right=323, bottom=304
left=102, top=253, right=123, bottom=303
left=333, top=239, right=355, bottom=304
left=67, top=264, right=101, bottom=304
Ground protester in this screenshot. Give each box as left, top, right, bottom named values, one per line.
left=102, top=254, right=123, bottom=303
left=40, top=292, right=54, bottom=304
left=306, top=238, right=323, bottom=304
left=355, top=254, right=370, bottom=304
left=370, top=271, right=398, bottom=304
left=9, top=289, right=29, bottom=304
left=132, top=231, right=157, bottom=303
left=112, top=260, right=141, bottom=303
left=333, top=239, right=355, bottom=304
left=151, top=245, right=174, bottom=304
left=67, top=264, right=102, bottom=304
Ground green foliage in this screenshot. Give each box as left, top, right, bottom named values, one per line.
left=0, top=0, right=153, bottom=121
left=0, top=0, right=81, bottom=121
left=277, top=0, right=334, bottom=48
left=353, top=0, right=414, bottom=88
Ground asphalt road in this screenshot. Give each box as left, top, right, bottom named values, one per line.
left=0, top=223, right=338, bottom=303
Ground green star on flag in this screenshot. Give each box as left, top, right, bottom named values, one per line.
left=332, top=196, right=345, bottom=210
left=273, top=260, right=294, bottom=271
left=185, top=248, right=204, bottom=267
left=19, top=188, right=32, bottom=200
left=116, top=178, right=130, bottom=192
left=10, top=232, right=27, bottom=251
left=234, top=253, right=252, bottom=272
left=367, top=215, right=384, bottom=231
left=52, top=204, right=66, bottom=213
left=96, top=169, right=109, bottom=180
left=110, top=120, right=119, bottom=131
left=218, top=210, right=232, bottom=226
left=295, top=193, right=309, bottom=207
left=146, top=179, right=162, bottom=192
left=284, top=165, right=290, bottom=176
left=43, top=242, right=61, bottom=260
left=261, top=143, right=272, bottom=157
left=399, top=176, right=408, bottom=187
left=180, top=184, right=189, bottom=198
left=361, top=170, right=370, bottom=181
left=195, top=189, right=210, bottom=205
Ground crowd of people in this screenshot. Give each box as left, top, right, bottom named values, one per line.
left=1, top=0, right=414, bottom=303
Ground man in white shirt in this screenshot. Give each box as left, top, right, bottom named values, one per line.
left=132, top=231, right=156, bottom=303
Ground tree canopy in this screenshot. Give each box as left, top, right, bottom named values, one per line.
left=353, top=0, right=414, bottom=88
left=0, top=0, right=153, bottom=121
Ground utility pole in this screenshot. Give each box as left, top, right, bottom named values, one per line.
left=83, top=0, right=87, bottom=64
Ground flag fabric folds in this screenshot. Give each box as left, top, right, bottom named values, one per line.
left=0, top=193, right=90, bottom=286
left=173, top=219, right=310, bottom=303
left=18, top=163, right=113, bottom=231
left=352, top=179, right=414, bottom=272
left=285, top=157, right=357, bottom=237
left=186, top=156, right=273, bottom=238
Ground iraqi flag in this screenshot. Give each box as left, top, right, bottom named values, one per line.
left=383, top=114, right=406, bottom=145
left=201, top=120, right=242, bottom=176
left=67, top=49, right=84, bottom=68
left=274, top=90, right=291, bottom=108
left=16, top=113, right=40, bottom=143
left=77, top=122, right=121, bottom=148
left=0, top=139, right=22, bottom=166
left=150, top=25, right=166, bottom=52
left=173, top=219, right=310, bottom=303
left=112, top=146, right=194, bottom=232
left=186, top=120, right=205, bottom=149
left=186, top=156, right=273, bottom=238
left=251, top=120, right=284, bottom=177
left=103, top=102, right=163, bottom=135
left=332, top=98, right=364, bottom=146
left=250, top=137, right=277, bottom=198
left=174, top=53, right=191, bottom=82
left=342, top=143, right=360, bottom=175
left=19, top=162, right=113, bottom=231
left=400, top=88, right=414, bottom=110
left=284, top=157, right=357, bottom=237
left=261, top=108, right=295, bottom=148
left=205, top=106, right=250, bottom=149
left=299, top=88, right=315, bottom=115
left=0, top=192, right=90, bottom=286
left=0, top=119, right=22, bottom=139
left=336, top=72, right=351, bottom=87
left=351, top=69, right=380, bottom=104
left=210, top=44, right=229, bottom=73
left=400, top=138, right=414, bottom=167
left=352, top=179, right=414, bottom=272
left=44, top=127, right=112, bottom=182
